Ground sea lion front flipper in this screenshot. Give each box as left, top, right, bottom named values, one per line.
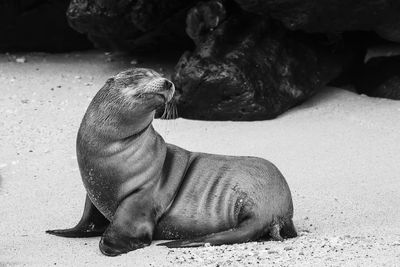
left=158, top=220, right=264, bottom=248
left=46, top=195, right=109, bottom=237
left=99, top=193, right=155, bottom=256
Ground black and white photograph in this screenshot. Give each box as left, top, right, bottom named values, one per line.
left=0, top=0, right=399, bottom=266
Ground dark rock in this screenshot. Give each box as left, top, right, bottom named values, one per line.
left=67, top=0, right=140, bottom=48
left=185, top=0, right=228, bottom=46
left=0, top=0, right=92, bottom=52
left=328, top=31, right=378, bottom=87
left=130, top=0, right=197, bottom=32
left=173, top=1, right=343, bottom=121
left=354, top=56, right=400, bottom=100
left=234, top=0, right=400, bottom=43
left=67, top=0, right=199, bottom=51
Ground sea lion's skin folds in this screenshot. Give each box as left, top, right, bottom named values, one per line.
left=46, top=68, right=297, bottom=256
left=154, top=150, right=294, bottom=240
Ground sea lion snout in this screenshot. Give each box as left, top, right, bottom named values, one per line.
left=143, top=77, right=174, bottom=96
left=164, top=80, right=173, bottom=90
left=146, top=78, right=175, bottom=102
left=116, top=68, right=175, bottom=103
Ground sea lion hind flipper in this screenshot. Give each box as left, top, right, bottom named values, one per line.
left=157, top=239, right=206, bottom=248
left=46, top=195, right=109, bottom=238
left=158, top=221, right=264, bottom=248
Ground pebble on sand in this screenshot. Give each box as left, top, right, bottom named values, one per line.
left=16, top=57, right=27, bottom=63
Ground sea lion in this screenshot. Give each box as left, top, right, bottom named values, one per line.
left=46, top=68, right=297, bottom=256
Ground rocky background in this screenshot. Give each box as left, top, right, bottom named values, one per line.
left=0, top=0, right=92, bottom=52
left=2, top=0, right=400, bottom=120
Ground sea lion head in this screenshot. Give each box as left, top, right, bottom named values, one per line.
left=81, top=68, right=175, bottom=140
left=105, top=68, right=175, bottom=115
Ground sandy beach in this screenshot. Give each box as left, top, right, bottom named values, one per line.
left=0, top=51, right=399, bottom=266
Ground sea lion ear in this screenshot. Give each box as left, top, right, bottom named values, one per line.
left=106, top=77, right=115, bottom=85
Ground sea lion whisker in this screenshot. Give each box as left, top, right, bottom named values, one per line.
left=169, top=101, right=176, bottom=120
left=161, top=103, right=168, bottom=120
left=166, top=103, right=171, bottom=120
left=173, top=102, right=178, bottom=119
left=172, top=101, right=178, bottom=119
left=167, top=104, right=172, bottom=120
left=161, top=100, right=176, bottom=120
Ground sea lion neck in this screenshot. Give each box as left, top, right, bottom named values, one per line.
left=77, top=105, right=156, bottom=155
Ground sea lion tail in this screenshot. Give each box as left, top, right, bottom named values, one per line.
left=280, top=218, right=297, bottom=239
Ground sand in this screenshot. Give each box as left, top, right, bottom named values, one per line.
left=0, top=51, right=399, bottom=267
